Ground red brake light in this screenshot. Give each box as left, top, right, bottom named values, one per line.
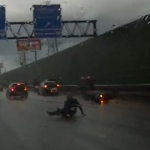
left=11, top=88, right=14, bottom=91
left=57, top=84, right=60, bottom=87
left=17, top=83, right=21, bottom=85
left=44, top=85, right=47, bottom=88
left=24, top=87, right=27, bottom=91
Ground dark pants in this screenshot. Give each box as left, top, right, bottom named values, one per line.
left=47, top=107, right=76, bottom=118
left=61, top=108, right=76, bottom=117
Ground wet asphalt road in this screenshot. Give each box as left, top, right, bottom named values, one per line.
left=0, top=91, right=150, bottom=150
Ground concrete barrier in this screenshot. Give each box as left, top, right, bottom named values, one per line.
left=28, top=84, right=150, bottom=93
left=28, top=85, right=80, bottom=94
left=27, top=84, right=150, bottom=103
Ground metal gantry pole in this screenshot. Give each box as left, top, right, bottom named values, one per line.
left=54, top=37, right=58, bottom=53
left=34, top=51, right=37, bottom=62
left=52, top=39, right=56, bottom=53
left=47, top=38, right=50, bottom=56
left=22, top=52, right=26, bottom=82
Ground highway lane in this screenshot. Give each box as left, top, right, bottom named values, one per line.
left=0, top=91, right=150, bottom=150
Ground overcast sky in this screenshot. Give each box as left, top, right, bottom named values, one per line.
left=1, top=0, right=150, bottom=73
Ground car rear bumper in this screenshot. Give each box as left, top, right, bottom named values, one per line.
left=44, top=89, right=58, bottom=94
left=9, top=92, right=28, bottom=96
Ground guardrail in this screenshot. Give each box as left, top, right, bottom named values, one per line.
left=28, top=85, right=79, bottom=93
left=94, top=84, right=150, bottom=92
left=28, top=84, right=150, bottom=92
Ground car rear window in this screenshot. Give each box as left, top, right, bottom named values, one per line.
left=45, top=82, right=56, bottom=87
left=12, top=83, right=25, bottom=91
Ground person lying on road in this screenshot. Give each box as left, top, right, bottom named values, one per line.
left=47, top=92, right=85, bottom=118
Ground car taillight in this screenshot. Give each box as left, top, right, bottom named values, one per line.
left=24, top=87, right=27, bottom=91
left=11, top=88, right=14, bottom=91
left=44, top=85, right=47, bottom=88
left=100, top=100, right=104, bottom=104
left=17, top=83, right=21, bottom=85
left=57, top=84, right=60, bottom=87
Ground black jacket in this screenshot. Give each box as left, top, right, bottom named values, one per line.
left=64, top=98, right=84, bottom=115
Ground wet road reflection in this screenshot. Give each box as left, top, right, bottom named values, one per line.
left=0, top=91, right=150, bottom=150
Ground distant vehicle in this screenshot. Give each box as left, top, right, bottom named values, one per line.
left=0, top=85, right=3, bottom=92
left=33, top=85, right=40, bottom=93
left=37, top=80, right=59, bottom=96
left=33, top=79, right=40, bottom=93
left=6, top=82, right=28, bottom=99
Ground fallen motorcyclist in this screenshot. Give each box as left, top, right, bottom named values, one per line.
left=47, top=92, right=85, bottom=118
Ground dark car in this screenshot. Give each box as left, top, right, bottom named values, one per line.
left=6, top=82, right=28, bottom=99
left=37, top=80, right=59, bottom=96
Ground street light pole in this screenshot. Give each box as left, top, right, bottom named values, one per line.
left=47, top=38, right=50, bottom=56
left=23, top=52, right=27, bottom=66
left=4, top=66, right=6, bottom=82
left=31, top=51, right=39, bottom=78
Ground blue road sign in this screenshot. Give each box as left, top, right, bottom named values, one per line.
left=0, top=6, right=6, bottom=39
left=33, top=4, right=62, bottom=38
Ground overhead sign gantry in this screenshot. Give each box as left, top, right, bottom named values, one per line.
left=33, top=4, right=62, bottom=38
left=0, top=4, right=98, bottom=79
left=0, top=5, right=97, bottom=40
